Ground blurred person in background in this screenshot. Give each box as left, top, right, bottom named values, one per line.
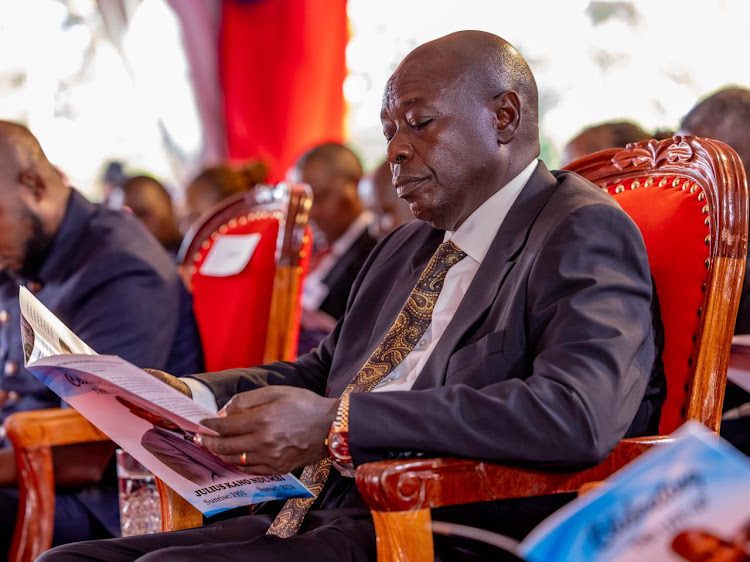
left=122, top=175, right=183, bottom=259
left=561, top=120, right=651, bottom=166
left=181, top=161, right=267, bottom=234
left=0, top=121, right=203, bottom=554
left=291, top=142, right=377, bottom=352
left=100, top=160, right=129, bottom=208
left=367, top=160, right=414, bottom=238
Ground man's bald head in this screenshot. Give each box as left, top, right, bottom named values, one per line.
left=0, top=121, right=64, bottom=189
left=294, top=142, right=364, bottom=245
left=294, top=143, right=363, bottom=186
left=681, top=87, right=750, bottom=174
left=387, top=31, right=539, bottom=146
left=381, top=31, right=540, bottom=231
left=0, top=121, right=70, bottom=276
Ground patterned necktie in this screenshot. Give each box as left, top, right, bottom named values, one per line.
left=267, top=240, right=467, bottom=537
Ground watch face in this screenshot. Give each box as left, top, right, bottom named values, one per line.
left=328, top=430, right=352, bottom=462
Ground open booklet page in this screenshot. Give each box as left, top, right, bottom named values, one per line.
left=520, top=422, right=750, bottom=561
left=19, top=287, right=312, bottom=517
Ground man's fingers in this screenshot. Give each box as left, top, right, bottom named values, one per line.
left=221, top=387, right=283, bottom=416
left=194, top=431, right=260, bottom=456
left=200, top=408, right=266, bottom=436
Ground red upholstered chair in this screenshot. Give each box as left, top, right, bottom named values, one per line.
left=354, top=136, right=749, bottom=561
left=157, top=182, right=313, bottom=531
left=179, top=182, right=313, bottom=370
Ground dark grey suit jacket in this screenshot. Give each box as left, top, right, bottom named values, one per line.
left=192, top=162, right=665, bottom=475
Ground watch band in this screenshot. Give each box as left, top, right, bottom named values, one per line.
left=327, top=394, right=352, bottom=463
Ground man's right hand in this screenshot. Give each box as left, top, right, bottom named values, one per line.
left=143, top=368, right=192, bottom=398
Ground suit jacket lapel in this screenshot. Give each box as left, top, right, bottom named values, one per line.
left=412, top=162, right=560, bottom=390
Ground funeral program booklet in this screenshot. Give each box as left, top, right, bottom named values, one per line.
left=19, top=286, right=312, bottom=517
left=520, top=422, right=750, bottom=561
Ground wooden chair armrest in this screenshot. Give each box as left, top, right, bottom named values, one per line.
left=4, top=408, right=112, bottom=562
left=355, top=436, right=672, bottom=512
left=5, top=407, right=109, bottom=448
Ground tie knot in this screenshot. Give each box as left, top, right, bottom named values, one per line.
left=435, top=240, right=467, bottom=266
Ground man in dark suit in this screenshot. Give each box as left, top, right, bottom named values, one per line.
left=0, top=121, right=203, bottom=554
left=43, top=30, right=664, bottom=561
left=292, top=142, right=378, bottom=351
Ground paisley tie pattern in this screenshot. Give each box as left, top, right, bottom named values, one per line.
left=267, top=241, right=467, bottom=538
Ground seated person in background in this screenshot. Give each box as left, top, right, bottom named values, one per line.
left=561, top=120, right=651, bottom=166
left=181, top=161, right=267, bottom=234
left=121, top=175, right=183, bottom=259
left=291, top=142, right=378, bottom=352
left=681, top=86, right=750, bottom=455
left=366, top=159, right=414, bottom=238
left=44, top=30, right=665, bottom=562
left=0, top=121, right=203, bottom=554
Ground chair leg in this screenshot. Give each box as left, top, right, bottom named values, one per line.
left=9, top=446, right=55, bottom=562
left=372, top=508, right=434, bottom=562
left=156, top=478, right=203, bottom=532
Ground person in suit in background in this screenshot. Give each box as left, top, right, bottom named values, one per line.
left=681, top=86, right=750, bottom=456
left=291, top=142, right=378, bottom=352
left=42, top=30, right=664, bottom=562
left=121, top=175, right=183, bottom=259
left=366, top=160, right=414, bottom=238
left=0, top=121, right=203, bottom=555
left=561, top=120, right=651, bottom=166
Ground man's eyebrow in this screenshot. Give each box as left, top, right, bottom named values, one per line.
left=381, top=97, right=427, bottom=120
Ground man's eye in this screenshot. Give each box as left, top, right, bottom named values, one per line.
left=412, top=119, right=433, bottom=130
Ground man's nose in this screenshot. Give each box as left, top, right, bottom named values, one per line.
left=386, top=130, right=413, bottom=164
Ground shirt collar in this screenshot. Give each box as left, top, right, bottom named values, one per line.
left=330, top=211, right=374, bottom=257
left=445, top=159, right=539, bottom=264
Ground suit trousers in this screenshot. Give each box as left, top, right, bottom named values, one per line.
left=38, top=492, right=574, bottom=561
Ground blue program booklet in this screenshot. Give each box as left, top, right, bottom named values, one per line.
left=19, top=287, right=312, bottom=517
left=520, top=422, right=750, bottom=561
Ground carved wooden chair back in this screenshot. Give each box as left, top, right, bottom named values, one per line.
left=564, top=135, right=748, bottom=433
left=179, top=182, right=313, bottom=370
left=353, top=136, right=748, bottom=562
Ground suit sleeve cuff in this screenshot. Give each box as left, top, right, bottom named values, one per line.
left=183, top=378, right=218, bottom=414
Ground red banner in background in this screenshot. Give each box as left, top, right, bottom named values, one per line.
left=220, top=0, right=348, bottom=182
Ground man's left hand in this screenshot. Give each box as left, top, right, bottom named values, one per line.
left=196, top=386, right=339, bottom=475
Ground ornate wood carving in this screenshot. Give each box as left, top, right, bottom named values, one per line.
left=566, top=136, right=748, bottom=432
left=356, top=437, right=668, bottom=513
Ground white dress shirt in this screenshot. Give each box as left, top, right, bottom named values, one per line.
left=371, top=159, right=538, bottom=393
left=185, top=160, right=539, bottom=411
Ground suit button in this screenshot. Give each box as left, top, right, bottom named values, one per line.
left=0, top=310, right=8, bottom=325
left=4, top=361, right=18, bottom=377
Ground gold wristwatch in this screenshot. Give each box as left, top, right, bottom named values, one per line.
left=326, top=394, right=352, bottom=463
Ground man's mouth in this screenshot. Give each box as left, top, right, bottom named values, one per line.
left=395, top=177, right=428, bottom=199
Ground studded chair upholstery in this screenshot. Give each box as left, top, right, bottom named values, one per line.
left=178, top=183, right=313, bottom=371
left=354, top=136, right=748, bottom=562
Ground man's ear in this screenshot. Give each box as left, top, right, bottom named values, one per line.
left=18, top=169, right=46, bottom=202
left=492, top=91, right=521, bottom=145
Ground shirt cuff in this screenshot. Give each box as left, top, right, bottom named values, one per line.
left=183, top=378, right=219, bottom=414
